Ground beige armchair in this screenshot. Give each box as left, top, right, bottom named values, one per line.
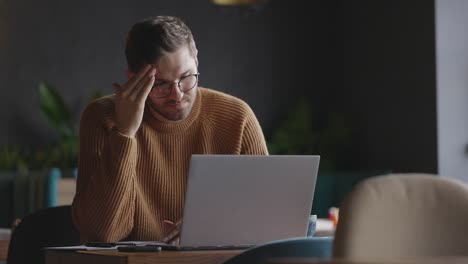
left=333, top=173, right=468, bottom=259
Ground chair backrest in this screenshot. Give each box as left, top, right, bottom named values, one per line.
left=333, top=173, right=468, bottom=259
left=223, top=236, right=333, bottom=264
left=7, top=205, right=80, bottom=264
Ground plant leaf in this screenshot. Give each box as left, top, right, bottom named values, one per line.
left=39, top=82, right=71, bottom=126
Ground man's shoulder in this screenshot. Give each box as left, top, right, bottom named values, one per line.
left=82, top=95, right=114, bottom=114
left=199, top=87, right=251, bottom=113
left=198, top=87, right=257, bottom=127
left=80, top=95, right=115, bottom=124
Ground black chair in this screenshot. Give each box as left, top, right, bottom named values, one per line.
left=7, top=205, right=80, bottom=264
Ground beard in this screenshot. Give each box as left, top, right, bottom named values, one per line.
left=147, top=92, right=196, bottom=121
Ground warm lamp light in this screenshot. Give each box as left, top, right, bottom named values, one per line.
left=210, top=0, right=270, bottom=6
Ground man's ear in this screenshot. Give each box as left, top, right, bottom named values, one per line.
left=193, top=47, right=199, bottom=67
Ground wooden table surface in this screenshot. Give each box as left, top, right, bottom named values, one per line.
left=0, top=240, right=9, bottom=261
left=266, top=256, right=468, bottom=264
left=45, top=250, right=468, bottom=264
left=46, top=249, right=242, bottom=264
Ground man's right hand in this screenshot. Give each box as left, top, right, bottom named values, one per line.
left=162, top=219, right=182, bottom=245
left=112, top=64, right=156, bottom=138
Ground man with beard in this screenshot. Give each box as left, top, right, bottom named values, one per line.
left=72, top=15, right=268, bottom=244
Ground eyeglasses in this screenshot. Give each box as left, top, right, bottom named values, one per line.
left=152, top=73, right=200, bottom=98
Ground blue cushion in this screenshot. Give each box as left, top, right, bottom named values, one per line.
left=224, top=236, right=333, bottom=264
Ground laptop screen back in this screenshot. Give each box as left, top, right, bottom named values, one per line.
left=179, top=155, right=320, bottom=248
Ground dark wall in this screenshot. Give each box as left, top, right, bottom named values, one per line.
left=0, top=0, right=437, bottom=173
left=0, top=0, right=281, bottom=147
left=340, top=0, right=437, bottom=172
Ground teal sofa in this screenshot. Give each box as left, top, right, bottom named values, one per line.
left=0, top=168, right=60, bottom=228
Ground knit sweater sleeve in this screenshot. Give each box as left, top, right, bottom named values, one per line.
left=240, top=104, right=269, bottom=155
left=72, top=100, right=137, bottom=242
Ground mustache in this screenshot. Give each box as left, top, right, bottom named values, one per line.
left=166, top=98, right=189, bottom=104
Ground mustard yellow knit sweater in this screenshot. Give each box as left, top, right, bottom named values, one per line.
left=71, top=87, right=268, bottom=242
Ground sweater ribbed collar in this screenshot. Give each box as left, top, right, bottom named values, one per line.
left=143, top=87, right=202, bottom=134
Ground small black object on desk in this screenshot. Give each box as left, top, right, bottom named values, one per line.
left=117, top=245, right=162, bottom=252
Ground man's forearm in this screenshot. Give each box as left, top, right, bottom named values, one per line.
left=72, top=129, right=137, bottom=242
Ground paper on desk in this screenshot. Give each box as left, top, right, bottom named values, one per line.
left=118, top=241, right=170, bottom=246
left=44, top=241, right=170, bottom=251
left=44, top=245, right=118, bottom=251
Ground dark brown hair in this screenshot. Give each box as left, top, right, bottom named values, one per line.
left=125, top=16, right=197, bottom=73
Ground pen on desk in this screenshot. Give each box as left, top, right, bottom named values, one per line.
left=117, top=245, right=162, bottom=252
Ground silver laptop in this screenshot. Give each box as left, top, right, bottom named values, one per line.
left=173, top=154, right=320, bottom=250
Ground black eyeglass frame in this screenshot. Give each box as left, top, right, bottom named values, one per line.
left=151, top=73, right=200, bottom=98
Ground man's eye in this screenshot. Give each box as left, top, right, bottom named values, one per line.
left=155, top=82, right=166, bottom=86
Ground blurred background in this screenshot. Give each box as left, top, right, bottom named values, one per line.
left=0, top=0, right=467, bottom=225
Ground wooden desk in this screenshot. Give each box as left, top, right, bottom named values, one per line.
left=46, top=250, right=468, bottom=264
left=46, top=249, right=242, bottom=264
left=45, top=250, right=468, bottom=264
left=266, top=256, right=468, bottom=264
left=0, top=240, right=9, bottom=261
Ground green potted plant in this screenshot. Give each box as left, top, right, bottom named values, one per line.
left=38, top=82, right=103, bottom=178
left=0, top=145, right=28, bottom=174
left=267, top=100, right=352, bottom=169
left=0, top=144, right=61, bottom=227
left=38, top=82, right=78, bottom=178
left=0, top=84, right=102, bottom=227
left=267, top=101, right=389, bottom=217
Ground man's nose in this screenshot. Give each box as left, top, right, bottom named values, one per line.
left=167, top=83, right=184, bottom=101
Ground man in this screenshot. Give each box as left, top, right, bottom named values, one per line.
left=71, top=15, right=268, bottom=243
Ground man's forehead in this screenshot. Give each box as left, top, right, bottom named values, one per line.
left=154, top=60, right=197, bottom=79
left=154, top=47, right=196, bottom=76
